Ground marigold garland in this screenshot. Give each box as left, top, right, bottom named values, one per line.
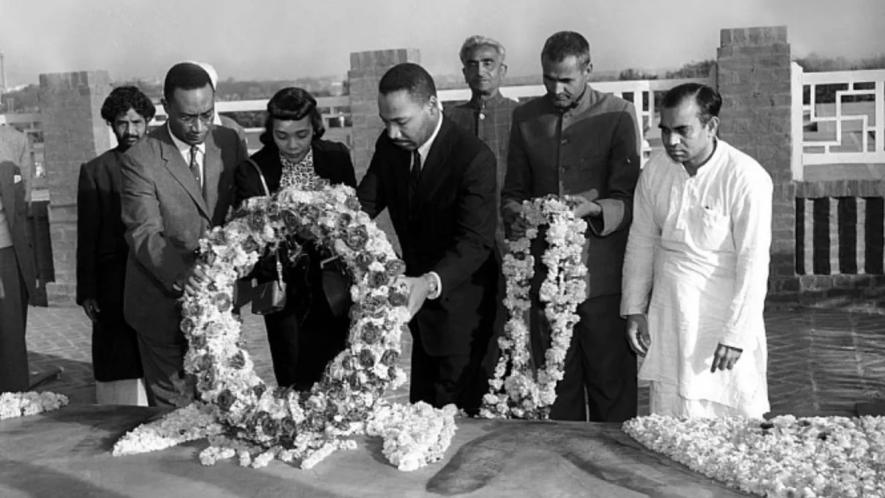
left=480, top=195, right=588, bottom=419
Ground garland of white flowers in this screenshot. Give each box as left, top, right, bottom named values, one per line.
left=114, top=181, right=457, bottom=470
left=624, top=414, right=885, bottom=497
left=0, top=391, right=68, bottom=419
left=480, top=195, right=588, bottom=419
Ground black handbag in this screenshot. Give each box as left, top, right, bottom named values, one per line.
left=320, top=255, right=352, bottom=318
left=245, top=158, right=288, bottom=315
left=252, top=252, right=287, bottom=315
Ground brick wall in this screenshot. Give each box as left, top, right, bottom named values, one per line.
left=38, top=71, right=111, bottom=305
left=716, top=26, right=798, bottom=293
left=347, top=49, right=420, bottom=179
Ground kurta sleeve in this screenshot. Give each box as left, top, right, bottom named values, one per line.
left=719, top=167, right=772, bottom=351
left=75, top=163, right=99, bottom=304
left=586, top=103, right=640, bottom=237
left=620, top=164, right=658, bottom=316
left=501, top=110, right=530, bottom=210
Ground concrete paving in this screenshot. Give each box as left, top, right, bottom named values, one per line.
left=22, top=303, right=885, bottom=417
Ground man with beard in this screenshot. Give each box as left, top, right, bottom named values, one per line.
left=502, top=31, right=641, bottom=422
left=78, top=86, right=156, bottom=405
left=622, top=83, right=772, bottom=418
left=358, top=63, right=498, bottom=414
left=121, top=63, right=247, bottom=407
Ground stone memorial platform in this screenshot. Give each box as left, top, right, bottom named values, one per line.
left=0, top=405, right=747, bottom=497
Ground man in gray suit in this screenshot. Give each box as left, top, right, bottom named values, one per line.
left=121, top=62, right=247, bottom=407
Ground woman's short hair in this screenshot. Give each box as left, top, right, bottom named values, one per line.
left=260, top=87, right=325, bottom=145
left=101, top=86, right=156, bottom=124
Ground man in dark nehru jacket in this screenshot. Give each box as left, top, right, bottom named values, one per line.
left=77, top=86, right=155, bottom=405
left=502, top=31, right=641, bottom=422
left=358, top=62, right=498, bottom=414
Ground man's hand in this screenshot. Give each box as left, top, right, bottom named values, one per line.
left=402, top=275, right=431, bottom=319
left=81, top=298, right=100, bottom=322
left=178, top=264, right=210, bottom=297
left=502, top=200, right=527, bottom=240
left=625, top=314, right=650, bottom=356
left=711, top=343, right=743, bottom=372
left=571, top=197, right=602, bottom=218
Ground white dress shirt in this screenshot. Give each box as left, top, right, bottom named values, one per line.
left=168, top=124, right=205, bottom=189
left=414, top=113, right=444, bottom=299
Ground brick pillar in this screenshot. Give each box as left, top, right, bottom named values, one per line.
left=717, top=26, right=798, bottom=294
left=347, top=49, right=420, bottom=179
left=39, top=71, right=111, bottom=305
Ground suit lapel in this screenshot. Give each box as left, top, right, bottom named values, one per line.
left=396, top=145, right=411, bottom=213
left=203, top=131, right=221, bottom=216
left=416, top=119, right=453, bottom=203
left=157, top=127, right=210, bottom=220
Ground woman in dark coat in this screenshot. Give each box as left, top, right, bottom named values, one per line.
left=234, top=87, right=356, bottom=390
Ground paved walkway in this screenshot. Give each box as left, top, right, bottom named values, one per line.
left=21, top=303, right=885, bottom=417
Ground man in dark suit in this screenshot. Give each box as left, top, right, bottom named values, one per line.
left=358, top=63, right=498, bottom=414
left=77, top=86, right=155, bottom=405
left=0, top=123, right=37, bottom=392
left=120, top=63, right=247, bottom=407
left=502, top=31, right=641, bottom=422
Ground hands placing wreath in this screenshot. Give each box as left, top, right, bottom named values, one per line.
left=401, top=273, right=439, bottom=320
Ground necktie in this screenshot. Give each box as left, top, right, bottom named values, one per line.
left=188, top=145, right=202, bottom=189
left=409, top=150, right=421, bottom=204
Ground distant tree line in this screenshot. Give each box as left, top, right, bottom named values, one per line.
left=1, top=76, right=346, bottom=114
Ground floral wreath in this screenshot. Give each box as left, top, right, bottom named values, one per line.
left=114, top=181, right=457, bottom=471
left=480, top=195, right=588, bottom=419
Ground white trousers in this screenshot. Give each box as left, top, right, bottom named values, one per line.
left=650, top=381, right=766, bottom=419
left=96, top=378, right=149, bottom=406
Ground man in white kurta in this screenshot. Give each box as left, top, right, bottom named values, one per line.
left=621, top=83, right=772, bottom=419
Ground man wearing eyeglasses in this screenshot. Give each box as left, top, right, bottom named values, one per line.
left=120, top=62, right=247, bottom=408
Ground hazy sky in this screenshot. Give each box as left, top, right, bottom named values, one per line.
left=1, top=0, right=883, bottom=86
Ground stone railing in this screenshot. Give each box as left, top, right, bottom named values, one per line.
left=4, top=77, right=713, bottom=166
left=792, top=63, right=885, bottom=181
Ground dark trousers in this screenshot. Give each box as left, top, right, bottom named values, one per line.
left=0, top=246, right=28, bottom=392
left=409, top=325, right=490, bottom=416
left=264, top=302, right=349, bottom=391
left=537, top=294, right=638, bottom=422
left=136, top=333, right=194, bottom=408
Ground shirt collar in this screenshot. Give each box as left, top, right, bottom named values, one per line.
left=416, top=112, right=443, bottom=162
left=467, top=90, right=504, bottom=109
left=167, top=123, right=206, bottom=155
left=550, top=84, right=592, bottom=115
